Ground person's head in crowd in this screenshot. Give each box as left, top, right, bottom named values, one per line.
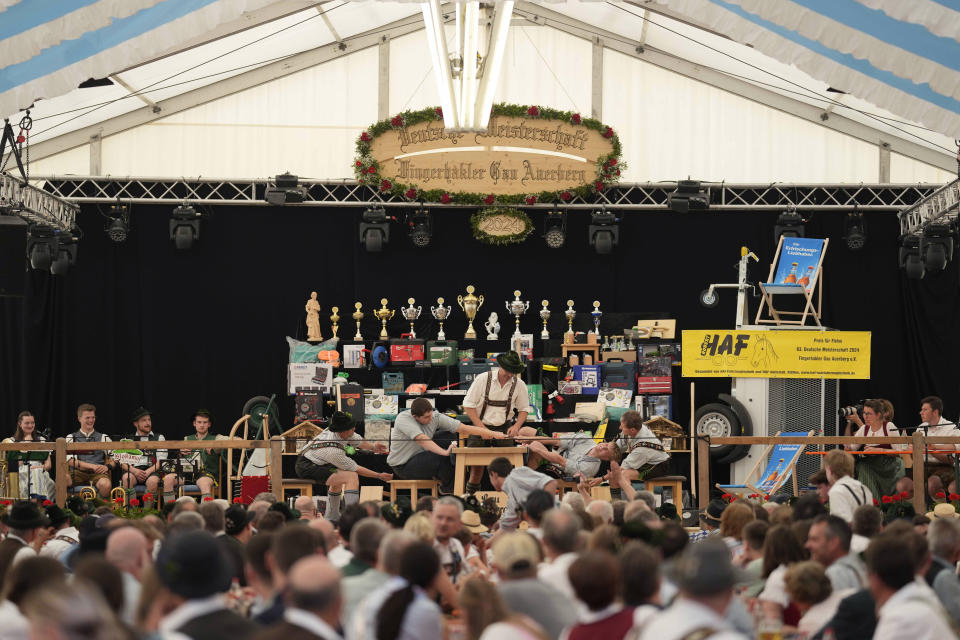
left=308, top=517, right=339, bottom=552
left=791, top=519, right=814, bottom=552
left=586, top=500, right=614, bottom=526
left=793, top=494, right=828, bottom=522
left=568, top=551, right=621, bottom=612
left=620, top=541, right=661, bottom=606
left=198, top=501, right=225, bottom=534
left=253, top=491, right=279, bottom=505
left=106, top=526, right=151, bottom=581
left=403, top=512, right=436, bottom=543
left=351, top=518, right=389, bottom=569
left=295, top=496, right=317, bottom=520
left=784, top=561, right=833, bottom=616
left=167, top=511, right=204, bottom=536
left=823, top=449, right=855, bottom=483
left=611, top=500, right=628, bottom=527
left=763, top=524, right=807, bottom=579
left=522, top=489, right=554, bottom=528
left=248, top=499, right=272, bottom=527
left=805, top=515, right=852, bottom=567
left=877, top=398, right=894, bottom=423
left=45, top=505, right=71, bottom=532
left=750, top=502, right=769, bottom=522
left=852, top=505, right=883, bottom=539
left=920, top=395, right=943, bottom=424
left=1, top=556, right=66, bottom=608
left=560, top=491, right=586, bottom=512
left=269, top=502, right=297, bottom=523
left=359, top=501, right=381, bottom=520
left=720, top=501, right=754, bottom=540
left=256, top=510, right=286, bottom=532
left=809, top=469, right=830, bottom=504
left=659, top=522, right=690, bottom=560
left=2, top=501, right=51, bottom=549
left=432, top=496, right=462, bottom=543
left=633, top=490, right=656, bottom=511
left=378, top=531, right=417, bottom=576
left=896, top=476, right=914, bottom=500
left=74, top=556, right=125, bottom=615
left=769, top=505, right=794, bottom=527
left=588, top=524, right=622, bottom=555
left=671, top=538, right=744, bottom=614
left=155, top=531, right=232, bottom=606
left=459, top=575, right=525, bottom=640
left=492, top=533, right=540, bottom=580
left=337, top=504, right=369, bottom=548
left=142, top=514, right=166, bottom=537
left=244, top=531, right=275, bottom=599
left=699, top=498, right=725, bottom=531
left=541, top=508, right=581, bottom=560
left=865, top=534, right=920, bottom=607
left=374, top=542, right=440, bottom=640
left=286, top=556, right=342, bottom=629
left=486, top=457, right=514, bottom=492
left=460, top=510, right=488, bottom=551
left=913, top=514, right=931, bottom=535
left=619, top=410, right=645, bottom=437
left=271, top=525, right=326, bottom=588
left=571, top=506, right=595, bottom=532
left=170, top=497, right=198, bottom=518
left=928, top=518, right=960, bottom=564
left=22, top=580, right=125, bottom=640
left=741, top=520, right=769, bottom=562
left=224, top=505, right=255, bottom=543
left=453, top=528, right=474, bottom=556
left=623, top=500, right=650, bottom=523
left=416, top=495, right=437, bottom=513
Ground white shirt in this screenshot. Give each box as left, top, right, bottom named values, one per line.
left=616, top=425, right=670, bottom=471
left=40, top=526, right=79, bottom=560
left=850, top=533, right=870, bottom=554
left=538, top=552, right=579, bottom=601
left=328, top=544, right=353, bottom=569
left=463, top=370, right=530, bottom=426
left=285, top=607, right=344, bottom=640
left=480, top=621, right=542, bottom=640
left=874, top=580, right=955, bottom=640
left=348, top=576, right=442, bottom=640
left=120, top=571, right=142, bottom=626
left=638, top=598, right=747, bottom=640
left=848, top=421, right=907, bottom=451
left=797, top=589, right=852, bottom=638
left=921, top=417, right=960, bottom=462
left=0, top=599, right=28, bottom=640
left=828, top=476, right=872, bottom=524
left=433, top=537, right=468, bottom=585
left=758, top=564, right=789, bottom=607
left=5, top=534, right=36, bottom=568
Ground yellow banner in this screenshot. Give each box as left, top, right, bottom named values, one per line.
left=681, top=330, right=871, bottom=379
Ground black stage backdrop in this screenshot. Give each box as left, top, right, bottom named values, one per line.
left=1, top=204, right=957, bottom=442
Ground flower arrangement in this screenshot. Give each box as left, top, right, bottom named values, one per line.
left=879, top=491, right=916, bottom=523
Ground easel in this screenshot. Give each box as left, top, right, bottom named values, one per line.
left=755, top=237, right=828, bottom=327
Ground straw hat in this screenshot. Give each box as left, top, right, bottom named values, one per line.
left=925, top=503, right=960, bottom=520
left=461, top=509, right=488, bottom=533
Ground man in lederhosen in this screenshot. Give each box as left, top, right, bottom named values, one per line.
left=611, top=410, right=670, bottom=484
left=119, top=407, right=178, bottom=506
left=462, top=351, right=537, bottom=494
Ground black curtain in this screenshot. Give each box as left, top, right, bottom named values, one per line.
left=1, top=203, right=955, bottom=440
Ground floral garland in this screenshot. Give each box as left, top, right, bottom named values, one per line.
left=470, top=207, right=534, bottom=245
left=354, top=103, right=626, bottom=205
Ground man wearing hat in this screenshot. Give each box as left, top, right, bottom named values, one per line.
left=638, top=539, right=750, bottom=640
left=688, top=498, right=726, bottom=543
left=295, top=411, right=391, bottom=522
left=220, top=504, right=255, bottom=586
left=0, top=501, right=50, bottom=586
left=463, top=351, right=534, bottom=493
left=156, top=530, right=259, bottom=640
left=119, top=407, right=178, bottom=505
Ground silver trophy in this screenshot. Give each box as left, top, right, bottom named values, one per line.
left=505, top=290, right=530, bottom=339
left=431, top=297, right=452, bottom=340
left=591, top=300, right=603, bottom=335
left=401, top=297, right=422, bottom=338
left=564, top=299, right=576, bottom=339
left=485, top=312, right=501, bottom=340
left=539, top=300, right=551, bottom=340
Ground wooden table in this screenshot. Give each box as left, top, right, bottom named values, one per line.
left=452, top=446, right=525, bottom=496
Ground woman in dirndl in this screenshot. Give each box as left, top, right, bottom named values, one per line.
left=4, top=411, right=56, bottom=500
left=843, top=398, right=905, bottom=500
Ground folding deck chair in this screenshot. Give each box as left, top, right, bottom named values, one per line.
left=717, top=430, right=814, bottom=498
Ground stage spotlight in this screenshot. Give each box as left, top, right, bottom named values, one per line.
left=105, top=204, right=129, bottom=243
left=407, top=208, right=432, bottom=248
left=589, top=210, right=619, bottom=255
left=543, top=210, right=567, bottom=249
left=843, top=212, right=866, bottom=250
left=360, top=207, right=390, bottom=253
left=169, top=204, right=201, bottom=250
left=667, top=180, right=709, bottom=212
left=26, top=226, right=56, bottom=271
left=774, top=210, right=805, bottom=242
left=920, top=222, right=954, bottom=272
left=265, top=172, right=306, bottom=205
left=50, top=235, right=77, bottom=275
left=899, top=234, right=925, bottom=279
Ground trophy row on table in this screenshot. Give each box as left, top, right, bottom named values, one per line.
left=304, top=286, right=605, bottom=342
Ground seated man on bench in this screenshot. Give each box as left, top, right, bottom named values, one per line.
left=66, top=403, right=115, bottom=499
left=611, top=410, right=670, bottom=483
left=524, top=431, right=621, bottom=480
left=387, top=398, right=506, bottom=495
left=295, top=411, right=391, bottom=521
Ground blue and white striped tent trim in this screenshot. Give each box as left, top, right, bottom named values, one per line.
left=0, top=0, right=282, bottom=118
left=654, top=0, right=960, bottom=138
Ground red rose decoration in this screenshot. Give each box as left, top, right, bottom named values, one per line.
left=873, top=498, right=879, bottom=506
left=391, top=116, right=403, bottom=128
left=570, top=113, right=581, bottom=125
left=360, top=132, right=371, bottom=142
left=440, top=193, right=451, bottom=204
left=721, top=493, right=733, bottom=502
left=380, top=180, right=392, bottom=192
left=616, top=170, right=621, bottom=176
left=355, top=161, right=362, bottom=168
left=882, top=495, right=893, bottom=504
left=143, top=493, right=154, bottom=500
left=594, top=181, right=605, bottom=191
left=405, top=188, right=417, bottom=200
left=603, top=126, right=614, bottom=138
left=203, top=496, right=214, bottom=502
left=435, top=107, right=443, bottom=118
left=763, top=495, right=770, bottom=501
left=950, top=493, right=960, bottom=501
left=483, top=194, right=495, bottom=205
left=527, top=106, right=539, bottom=116
left=560, top=191, right=572, bottom=201
left=233, top=497, right=243, bottom=504
left=937, top=491, right=947, bottom=499
left=130, top=498, right=141, bottom=507
left=900, top=491, right=910, bottom=499
left=114, top=497, right=123, bottom=504
left=367, top=166, right=376, bottom=174
left=607, top=158, right=617, bottom=166
left=42, top=499, right=53, bottom=506
left=525, top=195, right=537, bottom=205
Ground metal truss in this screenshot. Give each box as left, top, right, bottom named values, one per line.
left=1, top=173, right=78, bottom=231
left=898, top=178, right=959, bottom=235
left=32, top=175, right=941, bottom=213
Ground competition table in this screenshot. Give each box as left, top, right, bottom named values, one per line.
left=452, top=446, right=525, bottom=496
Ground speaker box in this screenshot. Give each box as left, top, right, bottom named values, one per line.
left=0, top=215, right=27, bottom=297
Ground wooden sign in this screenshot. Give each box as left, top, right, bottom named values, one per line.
left=357, top=105, right=623, bottom=202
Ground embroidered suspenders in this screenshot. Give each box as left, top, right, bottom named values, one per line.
left=478, top=372, right=518, bottom=425
left=628, top=440, right=665, bottom=454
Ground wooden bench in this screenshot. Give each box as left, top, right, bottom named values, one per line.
left=645, top=475, right=685, bottom=505
left=556, top=480, right=612, bottom=501
left=389, top=479, right=438, bottom=504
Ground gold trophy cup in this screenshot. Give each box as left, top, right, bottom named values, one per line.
left=374, top=298, right=395, bottom=339
left=352, top=303, right=364, bottom=341
left=330, top=306, right=340, bottom=339
left=457, top=285, right=484, bottom=340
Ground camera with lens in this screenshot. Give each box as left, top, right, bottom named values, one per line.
left=838, top=401, right=866, bottom=418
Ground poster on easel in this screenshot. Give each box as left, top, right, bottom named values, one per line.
left=769, top=238, right=825, bottom=293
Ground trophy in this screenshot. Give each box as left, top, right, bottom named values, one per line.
left=564, top=299, right=576, bottom=340
left=374, top=298, right=395, bottom=339
left=401, top=297, right=422, bottom=338
left=457, top=285, right=484, bottom=340
left=485, top=312, right=500, bottom=340
left=591, top=300, right=603, bottom=335
left=431, top=297, right=452, bottom=340
left=330, top=306, right=340, bottom=339
left=505, top=290, right=530, bottom=339
left=352, top=302, right=364, bottom=341
left=539, top=300, right=551, bottom=340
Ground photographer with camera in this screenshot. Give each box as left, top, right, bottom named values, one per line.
left=842, top=399, right=905, bottom=499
